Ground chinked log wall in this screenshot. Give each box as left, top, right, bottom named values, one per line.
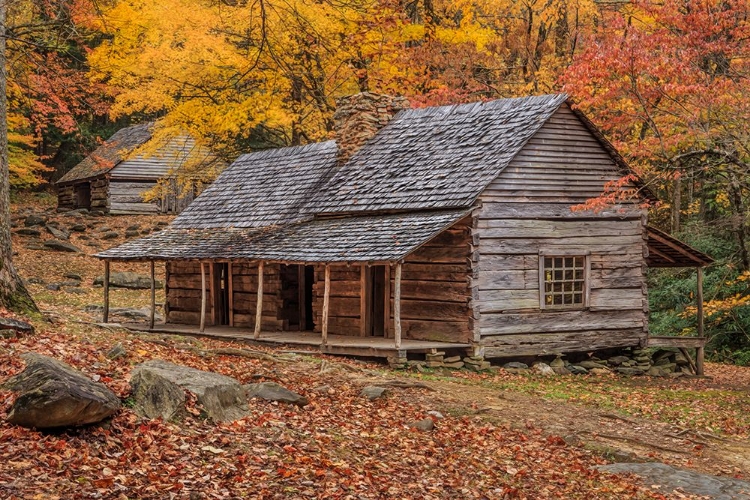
left=90, top=177, right=109, bottom=211
left=165, top=261, right=284, bottom=330
left=57, top=185, right=75, bottom=209
left=474, top=104, right=649, bottom=357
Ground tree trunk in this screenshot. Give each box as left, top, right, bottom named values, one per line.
left=671, top=175, right=681, bottom=233
left=0, top=1, right=37, bottom=313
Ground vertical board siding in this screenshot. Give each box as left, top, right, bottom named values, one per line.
left=475, top=105, right=648, bottom=357
left=109, top=180, right=160, bottom=214
left=313, top=265, right=361, bottom=336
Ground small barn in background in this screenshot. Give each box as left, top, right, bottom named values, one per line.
left=97, top=93, right=712, bottom=361
left=55, top=123, right=225, bottom=215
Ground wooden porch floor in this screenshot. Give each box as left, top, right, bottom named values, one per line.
left=120, top=322, right=472, bottom=358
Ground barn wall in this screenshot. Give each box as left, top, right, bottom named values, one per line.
left=474, top=105, right=649, bottom=357
left=165, top=261, right=284, bottom=330
left=312, top=265, right=361, bottom=336
left=57, top=185, right=75, bottom=209
left=109, top=180, right=160, bottom=215
left=90, top=178, right=109, bottom=211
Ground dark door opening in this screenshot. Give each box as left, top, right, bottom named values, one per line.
left=367, top=266, right=386, bottom=337
left=212, top=263, right=230, bottom=325
left=75, top=183, right=91, bottom=209
left=280, top=265, right=315, bottom=331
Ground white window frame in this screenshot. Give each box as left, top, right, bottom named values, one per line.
left=538, top=250, right=591, bottom=310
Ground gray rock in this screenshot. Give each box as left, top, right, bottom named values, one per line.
left=97, top=226, right=112, bottom=232
left=46, top=284, right=61, bottom=291
left=25, top=243, right=46, bottom=251
left=106, top=344, right=127, bottom=360
left=43, top=239, right=83, bottom=253
left=589, top=367, right=611, bottom=375
left=615, top=367, right=645, bottom=376
left=156, top=221, right=169, bottom=226
left=409, top=418, right=435, bottom=431
left=427, top=410, right=444, bottom=419
left=549, top=357, right=566, bottom=368
left=63, top=287, right=87, bottom=295
left=126, top=224, right=141, bottom=230
left=503, top=362, right=528, bottom=370
left=598, top=463, right=750, bottom=500
left=552, top=365, right=570, bottom=375
left=24, top=215, right=46, bottom=227
left=2, top=353, right=120, bottom=428
left=131, top=360, right=248, bottom=422
left=69, top=224, right=87, bottom=232
left=140, top=229, right=151, bottom=235
left=26, top=277, right=45, bottom=285
left=125, top=230, right=141, bottom=238
left=579, top=360, right=608, bottom=369
left=647, top=366, right=669, bottom=377
left=0, top=317, right=35, bottom=336
left=245, top=382, right=309, bottom=407
left=607, top=355, right=631, bottom=366
left=64, top=273, right=83, bottom=281
left=568, top=365, right=589, bottom=375
left=46, top=225, right=70, bottom=240
left=532, top=362, right=555, bottom=376
left=93, top=271, right=163, bottom=290
left=84, top=305, right=164, bottom=322
left=15, top=228, right=41, bottom=237
left=361, top=386, right=388, bottom=400
left=100, top=231, right=119, bottom=240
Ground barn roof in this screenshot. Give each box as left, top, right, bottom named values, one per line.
left=57, top=123, right=153, bottom=184
left=96, top=209, right=469, bottom=263
left=312, top=94, right=569, bottom=214
left=57, top=124, right=223, bottom=184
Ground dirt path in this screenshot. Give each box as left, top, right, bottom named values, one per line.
left=417, top=378, right=750, bottom=478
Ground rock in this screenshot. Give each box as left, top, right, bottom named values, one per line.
left=100, top=231, right=119, bottom=240
left=125, top=230, right=141, bottom=238
left=361, top=386, right=388, bottom=400
left=93, top=271, right=163, bottom=290
left=634, top=355, right=651, bottom=364
left=83, top=305, right=163, bottom=322
left=69, top=224, right=87, bottom=232
left=245, top=382, right=309, bottom=407
left=26, top=277, right=45, bottom=285
left=442, top=361, right=464, bottom=369
left=59, top=280, right=81, bottom=287
left=140, top=229, right=151, bottom=235
left=46, top=284, right=61, bottom=291
left=549, top=357, right=566, bottom=368
left=0, top=317, right=35, bottom=337
left=409, top=418, right=435, bottom=431
left=443, top=355, right=462, bottom=364
left=568, top=365, right=588, bottom=375
left=97, top=226, right=112, bottom=232
left=126, top=224, right=141, bottom=230
left=658, top=363, right=677, bottom=372
left=597, top=463, right=750, bottom=500
left=131, top=360, right=248, bottom=422
left=63, top=287, right=87, bottom=295
left=427, top=410, right=444, bottom=419
left=647, top=366, right=669, bottom=377
left=43, top=239, right=83, bottom=253
left=106, top=344, right=127, bottom=360
left=615, top=367, right=645, bottom=376
left=156, top=221, right=169, bottom=226
left=2, top=353, right=120, bottom=428
left=532, top=362, right=555, bottom=376
left=552, top=365, right=570, bottom=375
left=674, top=352, right=690, bottom=366
left=90, top=210, right=105, bottom=216
left=589, top=367, right=611, bottom=375
left=579, top=360, right=608, bottom=370
left=46, top=225, right=70, bottom=240
left=24, top=214, right=46, bottom=227
left=64, top=272, right=83, bottom=281
left=607, top=355, right=631, bottom=367
left=15, top=228, right=41, bottom=236
left=25, top=243, right=46, bottom=251
left=503, top=362, right=528, bottom=370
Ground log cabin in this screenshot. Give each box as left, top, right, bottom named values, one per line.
left=56, top=123, right=225, bottom=215
left=96, top=93, right=712, bottom=360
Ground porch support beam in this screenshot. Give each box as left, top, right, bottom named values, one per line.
left=254, top=261, right=264, bottom=339
left=200, top=262, right=207, bottom=332
left=103, top=261, right=110, bottom=323
left=360, top=264, right=367, bottom=337
left=228, top=263, right=234, bottom=327
left=322, top=264, right=330, bottom=347
left=696, top=266, right=705, bottom=376
left=149, top=260, right=156, bottom=329
left=394, top=262, right=402, bottom=349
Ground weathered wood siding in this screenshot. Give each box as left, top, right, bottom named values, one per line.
left=474, top=104, right=648, bottom=357
left=165, top=262, right=284, bottom=330
left=57, top=185, right=75, bottom=209
left=90, top=178, right=109, bottom=211
left=391, top=217, right=473, bottom=343
left=109, top=180, right=160, bottom=215
left=313, top=265, right=361, bottom=336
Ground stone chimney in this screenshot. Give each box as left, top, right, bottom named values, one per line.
left=333, top=92, right=409, bottom=165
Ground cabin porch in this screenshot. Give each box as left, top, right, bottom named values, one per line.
left=118, top=322, right=472, bottom=358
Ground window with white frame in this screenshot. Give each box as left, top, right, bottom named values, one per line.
left=540, top=254, right=589, bottom=309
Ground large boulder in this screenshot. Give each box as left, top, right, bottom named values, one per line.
left=93, top=272, right=163, bottom=290
left=2, top=353, right=120, bottom=429
left=130, top=360, right=248, bottom=422
left=0, top=317, right=35, bottom=337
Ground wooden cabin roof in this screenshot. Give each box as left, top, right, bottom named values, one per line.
left=57, top=123, right=223, bottom=184
left=646, top=226, right=713, bottom=267
left=96, top=209, right=469, bottom=263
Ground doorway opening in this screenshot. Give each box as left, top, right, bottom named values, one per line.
left=75, top=183, right=91, bottom=209
left=280, top=264, right=315, bottom=331
left=212, top=263, right=230, bottom=325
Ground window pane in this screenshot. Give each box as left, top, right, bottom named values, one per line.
left=542, top=254, right=588, bottom=308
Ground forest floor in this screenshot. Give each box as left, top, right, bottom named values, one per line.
left=1, top=194, right=749, bottom=499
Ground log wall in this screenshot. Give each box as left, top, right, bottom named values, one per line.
left=57, top=185, right=75, bottom=209
left=312, top=265, right=361, bottom=336
left=90, top=177, right=109, bottom=211
left=474, top=104, right=649, bottom=357
left=165, top=261, right=284, bottom=330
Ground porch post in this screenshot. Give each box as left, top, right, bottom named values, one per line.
left=228, top=263, right=234, bottom=327
left=149, top=260, right=156, bottom=329
left=322, top=264, right=330, bottom=347
left=696, top=266, right=705, bottom=376
left=254, top=261, right=264, bottom=339
left=360, top=264, right=367, bottom=337
left=394, top=262, right=402, bottom=349
left=200, top=261, right=206, bottom=333
left=102, top=260, right=110, bottom=323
